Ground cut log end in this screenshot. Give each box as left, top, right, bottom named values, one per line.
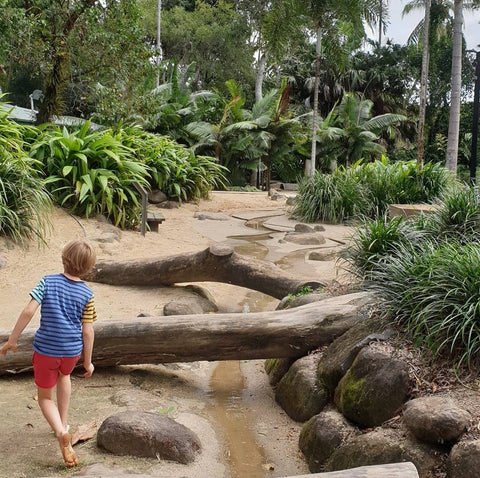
left=209, top=244, right=234, bottom=257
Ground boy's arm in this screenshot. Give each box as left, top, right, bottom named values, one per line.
left=0, top=298, right=39, bottom=355
left=82, top=321, right=95, bottom=377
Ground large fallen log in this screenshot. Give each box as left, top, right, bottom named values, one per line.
left=82, top=244, right=324, bottom=299
left=45, top=462, right=419, bottom=478
left=0, top=292, right=369, bottom=375
left=290, top=462, right=419, bottom=477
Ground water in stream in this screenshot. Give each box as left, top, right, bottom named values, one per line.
left=201, top=214, right=322, bottom=478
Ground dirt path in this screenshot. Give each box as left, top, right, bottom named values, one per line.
left=0, top=192, right=351, bottom=478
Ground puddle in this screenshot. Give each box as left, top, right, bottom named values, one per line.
left=207, top=361, right=267, bottom=478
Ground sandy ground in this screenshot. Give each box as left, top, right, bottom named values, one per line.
left=0, top=191, right=352, bottom=478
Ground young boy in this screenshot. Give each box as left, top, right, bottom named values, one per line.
left=1, top=239, right=97, bottom=467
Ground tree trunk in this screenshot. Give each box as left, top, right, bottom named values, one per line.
left=255, top=51, right=267, bottom=102
left=416, top=0, right=431, bottom=165
left=308, top=26, right=322, bottom=178
left=82, top=245, right=324, bottom=299
left=445, top=0, right=464, bottom=172
left=34, top=460, right=418, bottom=478
left=36, top=0, right=97, bottom=124
left=0, top=292, right=370, bottom=375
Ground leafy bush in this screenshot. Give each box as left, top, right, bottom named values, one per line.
left=0, top=103, right=52, bottom=242
left=30, top=122, right=149, bottom=228
left=118, top=127, right=228, bottom=201
left=293, top=159, right=453, bottom=224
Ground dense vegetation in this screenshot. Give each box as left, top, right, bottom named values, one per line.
left=0, top=101, right=225, bottom=233
left=343, top=186, right=480, bottom=367
left=2, top=1, right=480, bottom=364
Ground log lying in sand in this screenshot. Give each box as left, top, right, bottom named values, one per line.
left=293, top=462, right=419, bottom=477
left=44, top=462, right=419, bottom=478
left=82, top=244, right=324, bottom=299
left=0, top=292, right=369, bottom=375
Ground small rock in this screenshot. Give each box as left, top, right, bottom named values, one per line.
left=295, top=223, right=315, bottom=233
left=97, top=411, right=201, bottom=464
left=403, top=396, right=471, bottom=445
left=194, top=212, right=230, bottom=221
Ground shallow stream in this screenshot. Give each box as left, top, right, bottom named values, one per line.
left=200, top=214, right=325, bottom=478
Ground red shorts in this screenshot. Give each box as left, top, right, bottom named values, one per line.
left=32, top=352, right=81, bottom=389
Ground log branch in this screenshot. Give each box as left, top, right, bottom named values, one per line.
left=82, top=245, right=324, bottom=299
left=0, top=293, right=369, bottom=375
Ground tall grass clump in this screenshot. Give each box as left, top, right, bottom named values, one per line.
left=368, top=240, right=480, bottom=367
left=419, top=185, right=480, bottom=243
left=293, top=158, right=453, bottom=224
left=118, top=127, right=228, bottom=202
left=344, top=185, right=480, bottom=367
left=293, top=168, right=368, bottom=223
left=0, top=101, right=52, bottom=242
left=341, top=215, right=426, bottom=281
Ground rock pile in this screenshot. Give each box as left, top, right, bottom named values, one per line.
left=269, top=295, right=477, bottom=478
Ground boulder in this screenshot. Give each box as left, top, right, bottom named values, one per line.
left=299, top=407, right=357, bottom=472
left=163, top=295, right=217, bottom=316
left=447, top=440, right=480, bottom=478
left=264, top=357, right=295, bottom=386
left=403, top=396, right=471, bottom=445
left=275, top=354, right=329, bottom=422
left=148, top=189, right=167, bottom=204
left=282, top=232, right=327, bottom=245
left=318, top=321, right=394, bottom=395
left=295, top=223, right=315, bottom=233
left=307, top=250, right=337, bottom=261
left=97, top=411, right=201, bottom=464
left=325, top=428, right=438, bottom=477
left=334, top=346, right=410, bottom=428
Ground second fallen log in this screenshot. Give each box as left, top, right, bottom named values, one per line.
left=82, top=244, right=324, bottom=300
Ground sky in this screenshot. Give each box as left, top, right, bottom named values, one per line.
left=371, top=0, right=480, bottom=50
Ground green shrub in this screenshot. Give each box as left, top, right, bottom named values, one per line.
left=30, top=122, right=149, bottom=228
left=344, top=185, right=480, bottom=367
left=368, top=240, right=480, bottom=367
left=293, top=159, right=453, bottom=224
left=118, top=127, right=228, bottom=201
left=292, top=168, right=369, bottom=223
left=0, top=103, right=52, bottom=242
left=341, top=215, right=426, bottom=281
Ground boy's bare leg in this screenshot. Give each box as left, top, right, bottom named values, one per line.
left=37, top=386, right=78, bottom=467
left=56, top=372, right=71, bottom=431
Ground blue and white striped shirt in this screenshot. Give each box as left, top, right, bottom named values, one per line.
left=31, top=274, right=97, bottom=357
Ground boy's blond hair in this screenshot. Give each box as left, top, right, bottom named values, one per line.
left=62, top=240, right=96, bottom=277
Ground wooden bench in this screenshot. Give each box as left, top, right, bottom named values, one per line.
left=146, top=211, right=165, bottom=232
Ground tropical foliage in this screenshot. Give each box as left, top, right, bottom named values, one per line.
left=292, top=158, right=452, bottom=223
left=342, top=185, right=480, bottom=366
left=0, top=102, right=52, bottom=242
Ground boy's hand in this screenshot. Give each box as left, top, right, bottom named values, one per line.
left=83, top=362, right=94, bottom=378
left=0, top=341, right=17, bottom=355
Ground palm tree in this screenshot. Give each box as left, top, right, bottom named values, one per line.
left=417, top=0, right=432, bottom=165
left=329, top=92, right=407, bottom=166
left=404, top=0, right=480, bottom=171
left=445, top=0, right=464, bottom=171
left=294, top=0, right=380, bottom=177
